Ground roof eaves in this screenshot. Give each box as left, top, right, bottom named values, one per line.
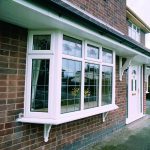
left=40, top=0, right=150, bottom=57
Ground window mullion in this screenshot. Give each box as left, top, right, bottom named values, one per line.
left=112, top=51, right=116, bottom=105
left=99, top=64, right=102, bottom=107
left=81, top=60, right=85, bottom=110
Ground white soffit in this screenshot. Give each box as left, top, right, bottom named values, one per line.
left=0, top=0, right=150, bottom=64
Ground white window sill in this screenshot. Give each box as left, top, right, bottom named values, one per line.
left=16, top=104, right=118, bottom=125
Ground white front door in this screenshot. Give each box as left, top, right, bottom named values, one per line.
left=126, top=65, right=143, bottom=124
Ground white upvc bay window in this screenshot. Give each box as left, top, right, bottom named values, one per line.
left=22, top=31, right=117, bottom=124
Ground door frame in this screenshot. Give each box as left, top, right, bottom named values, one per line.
left=126, top=64, right=144, bottom=124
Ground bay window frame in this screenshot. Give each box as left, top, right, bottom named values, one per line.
left=25, top=31, right=55, bottom=118
left=102, top=48, right=115, bottom=106
left=23, top=30, right=117, bottom=123
left=84, top=41, right=102, bottom=108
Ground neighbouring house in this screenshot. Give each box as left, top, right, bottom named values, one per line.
left=0, top=0, right=150, bottom=149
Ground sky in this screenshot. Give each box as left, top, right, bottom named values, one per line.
left=127, top=0, right=150, bottom=48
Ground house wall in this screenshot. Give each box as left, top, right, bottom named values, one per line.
left=0, top=21, right=128, bottom=149
left=67, top=0, right=128, bottom=35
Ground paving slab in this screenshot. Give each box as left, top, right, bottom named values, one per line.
left=89, top=115, right=150, bottom=150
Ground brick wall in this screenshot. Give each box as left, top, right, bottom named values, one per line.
left=67, top=0, right=128, bottom=34
left=0, top=21, right=27, bottom=150
left=0, top=21, right=127, bottom=149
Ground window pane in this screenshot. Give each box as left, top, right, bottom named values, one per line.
left=31, top=59, right=49, bottom=112
left=128, top=21, right=132, bottom=27
left=63, top=35, right=82, bottom=57
left=84, top=63, right=99, bottom=109
left=131, top=79, right=133, bottom=91
left=33, top=35, right=51, bottom=50
left=61, top=59, right=81, bottom=113
left=135, top=80, right=137, bottom=91
left=129, top=27, right=132, bottom=37
left=102, top=66, right=112, bottom=106
left=87, top=44, right=99, bottom=59
left=102, top=48, right=113, bottom=64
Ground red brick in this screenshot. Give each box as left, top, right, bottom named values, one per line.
left=0, top=74, right=7, bottom=80
left=16, top=103, right=24, bottom=109
left=0, top=93, right=7, bottom=99
left=0, top=87, right=7, bottom=92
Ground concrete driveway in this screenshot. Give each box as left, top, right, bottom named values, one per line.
left=89, top=102, right=150, bottom=150
left=146, top=101, right=150, bottom=114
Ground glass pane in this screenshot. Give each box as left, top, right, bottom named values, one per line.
left=102, top=48, right=113, bottom=64
left=31, top=59, right=49, bottom=112
left=133, top=25, right=136, bottom=30
left=63, top=35, right=82, bottom=57
left=87, top=44, right=99, bottom=59
left=135, top=80, right=137, bottom=91
left=128, top=21, right=132, bottom=27
left=131, top=79, right=133, bottom=91
left=102, top=66, right=112, bottom=106
left=61, top=59, right=81, bottom=113
left=33, top=35, right=51, bottom=50
left=84, top=63, right=99, bottom=109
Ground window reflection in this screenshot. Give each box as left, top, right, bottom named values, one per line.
left=102, top=66, right=112, bottom=106
left=84, top=63, right=99, bottom=109
left=63, top=35, right=82, bottom=57
left=33, top=35, right=51, bottom=50
left=61, top=59, right=81, bottom=113
left=102, top=48, right=113, bottom=64
left=87, top=44, right=99, bottom=59
left=31, top=59, right=49, bottom=112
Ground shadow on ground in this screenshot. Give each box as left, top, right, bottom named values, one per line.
left=146, top=100, right=150, bottom=115
left=91, top=118, right=150, bottom=150
left=90, top=101, right=150, bottom=150
left=96, top=128, right=150, bottom=150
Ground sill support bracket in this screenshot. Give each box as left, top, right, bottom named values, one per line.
left=44, top=124, right=52, bottom=142
left=102, top=112, right=109, bottom=122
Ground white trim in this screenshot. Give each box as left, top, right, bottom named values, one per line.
left=84, top=40, right=102, bottom=62
left=119, top=56, right=135, bottom=81
left=81, top=42, right=85, bottom=110
left=53, top=31, right=63, bottom=118
left=12, top=0, right=150, bottom=61
left=28, top=31, right=54, bottom=54
left=141, top=65, right=144, bottom=114
left=126, top=65, right=144, bottom=124
left=126, top=114, right=145, bottom=124
left=17, top=104, right=118, bottom=125
left=9, top=0, right=150, bottom=64
left=24, top=31, right=55, bottom=119
left=25, top=55, right=54, bottom=118
left=23, top=30, right=117, bottom=122
left=112, top=51, right=116, bottom=105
